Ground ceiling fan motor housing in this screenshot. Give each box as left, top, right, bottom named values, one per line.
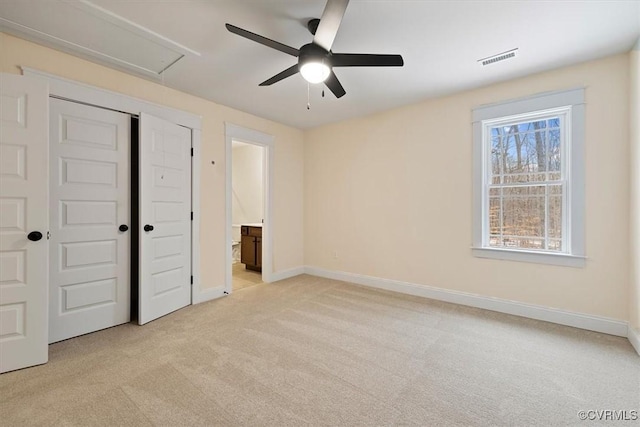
left=307, top=18, right=321, bottom=36
left=298, top=43, right=331, bottom=69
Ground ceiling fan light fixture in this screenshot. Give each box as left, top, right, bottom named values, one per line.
left=300, top=60, right=331, bottom=84
left=226, top=0, right=403, bottom=98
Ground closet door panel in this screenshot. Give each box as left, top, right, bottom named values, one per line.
left=0, top=73, right=49, bottom=373
left=49, top=99, right=130, bottom=343
left=138, top=113, right=191, bottom=325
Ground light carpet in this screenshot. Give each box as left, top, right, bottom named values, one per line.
left=1, top=274, right=638, bottom=426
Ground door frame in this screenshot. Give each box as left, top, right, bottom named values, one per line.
left=224, top=123, right=274, bottom=291
left=20, top=67, right=209, bottom=304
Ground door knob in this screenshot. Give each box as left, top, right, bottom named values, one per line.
left=144, top=224, right=154, bottom=232
left=27, top=231, right=43, bottom=241
left=119, top=224, right=129, bottom=232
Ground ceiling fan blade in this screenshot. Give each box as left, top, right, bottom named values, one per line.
left=324, top=71, right=346, bottom=98
left=259, top=64, right=300, bottom=86
left=331, top=53, right=404, bottom=67
left=313, top=0, right=349, bottom=52
left=226, top=23, right=299, bottom=57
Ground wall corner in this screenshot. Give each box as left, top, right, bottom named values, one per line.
left=629, top=38, right=640, bottom=332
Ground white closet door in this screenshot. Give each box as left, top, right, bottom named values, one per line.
left=139, top=113, right=191, bottom=325
left=49, top=98, right=131, bottom=343
left=0, top=73, right=49, bottom=373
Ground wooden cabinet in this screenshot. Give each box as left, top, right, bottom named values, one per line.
left=240, top=225, right=262, bottom=271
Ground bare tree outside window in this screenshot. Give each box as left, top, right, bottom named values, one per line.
left=488, top=116, right=564, bottom=251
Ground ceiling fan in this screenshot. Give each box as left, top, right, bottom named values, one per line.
left=225, top=0, right=404, bottom=98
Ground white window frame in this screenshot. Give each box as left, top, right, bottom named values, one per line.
left=472, top=88, right=586, bottom=267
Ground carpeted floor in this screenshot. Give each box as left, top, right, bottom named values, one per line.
left=1, top=274, right=638, bottom=426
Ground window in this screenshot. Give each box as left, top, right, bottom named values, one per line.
left=472, top=89, right=585, bottom=267
left=487, top=111, right=566, bottom=251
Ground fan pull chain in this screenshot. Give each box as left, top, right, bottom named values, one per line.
left=322, top=89, right=325, bottom=98
left=307, top=82, right=311, bottom=110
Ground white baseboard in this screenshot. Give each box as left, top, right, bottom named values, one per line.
left=269, top=266, right=306, bottom=283
left=192, top=286, right=226, bottom=304
left=628, top=326, right=640, bottom=356
left=304, top=266, right=629, bottom=338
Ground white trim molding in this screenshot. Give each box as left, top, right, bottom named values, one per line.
left=628, top=327, right=640, bottom=357
left=304, top=266, right=628, bottom=337
left=21, top=67, right=202, bottom=129
left=190, top=128, right=202, bottom=303
left=472, top=247, right=586, bottom=268
left=270, top=267, right=306, bottom=283
left=472, top=88, right=585, bottom=122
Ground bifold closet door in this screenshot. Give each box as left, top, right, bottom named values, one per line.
left=49, top=98, right=131, bottom=343
left=0, top=73, right=49, bottom=373
left=138, top=113, right=191, bottom=325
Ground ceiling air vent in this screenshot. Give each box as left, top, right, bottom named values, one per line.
left=478, top=49, right=518, bottom=66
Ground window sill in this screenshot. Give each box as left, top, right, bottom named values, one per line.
left=471, top=247, right=586, bottom=268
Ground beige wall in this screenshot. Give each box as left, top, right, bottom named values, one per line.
left=232, top=142, right=264, bottom=226
left=2, top=31, right=636, bottom=325
left=0, top=32, right=304, bottom=290
left=305, top=54, right=631, bottom=321
left=630, top=40, right=640, bottom=331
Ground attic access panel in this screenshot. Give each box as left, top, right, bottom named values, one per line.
left=0, top=0, right=199, bottom=78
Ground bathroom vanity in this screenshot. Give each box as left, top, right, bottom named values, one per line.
left=241, top=224, right=262, bottom=272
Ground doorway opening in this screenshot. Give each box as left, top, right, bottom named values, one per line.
left=231, top=141, right=265, bottom=291
left=225, top=123, right=274, bottom=294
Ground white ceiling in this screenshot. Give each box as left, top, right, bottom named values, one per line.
left=1, top=0, right=638, bottom=129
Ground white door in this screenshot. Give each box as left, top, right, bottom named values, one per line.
left=139, top=113, right=191, bottom=324
left=48, top=99, right=131, bottom=343
left=0, top=73, right=48, bottom=373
